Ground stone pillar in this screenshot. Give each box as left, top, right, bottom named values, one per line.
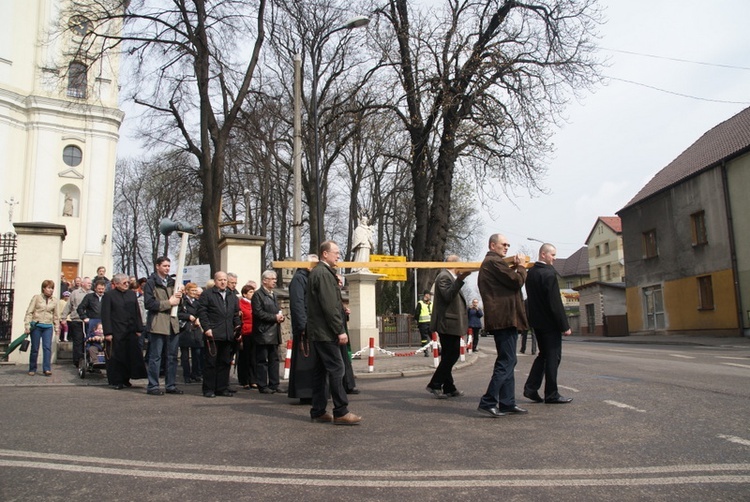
left=345, top=271, right=384, bottom=352
left=218, top=234, right=266, bottom=284
left=10, top=222, right=67, bottom=365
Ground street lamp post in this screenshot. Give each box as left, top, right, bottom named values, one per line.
left=309, top=16, right=369, bottom=250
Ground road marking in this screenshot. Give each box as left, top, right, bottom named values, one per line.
left=559, top=385, right=580, bottom=393
left=716, top=356, right=750, bottom=361
left=0, top=450, right=749, bottom=487
left=718, top=435, right=750, bottom=447
left=669, top=354, right=695, bottom=359
left=604, top=400, right=647, bottom=413
left=721, top=363, right=750, bottom=370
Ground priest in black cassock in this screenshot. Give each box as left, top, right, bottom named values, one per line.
left=101, top=273, right=147, bottom=389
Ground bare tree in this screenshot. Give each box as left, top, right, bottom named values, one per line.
left=63, top=0, right=267, bottom=274
left=372, top=0, right=602, bottom=292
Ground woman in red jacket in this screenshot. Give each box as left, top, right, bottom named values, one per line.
left=237, top=283, right=257, bottom=389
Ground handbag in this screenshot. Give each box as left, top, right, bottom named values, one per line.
left=20, top=338, right=30, bottom=352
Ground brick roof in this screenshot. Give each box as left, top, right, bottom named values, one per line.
left=620, top=106, right=750, bottom=211
left=585, top=216, right=622, bottom=244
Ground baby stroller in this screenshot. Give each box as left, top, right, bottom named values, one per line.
left=78, top=322, right=107, bottom=379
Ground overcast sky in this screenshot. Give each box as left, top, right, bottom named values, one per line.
left=478, top=0, right=750, bottom=259
left=117, top=0, right=750, bottom=262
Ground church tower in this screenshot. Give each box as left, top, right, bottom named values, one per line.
left=0, top=0, right=123, bottom=279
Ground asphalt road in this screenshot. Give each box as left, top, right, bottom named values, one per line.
left=2, top=340, right=749, bottom=501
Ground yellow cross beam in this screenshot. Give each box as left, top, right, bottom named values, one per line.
left=271, top=256, right=531, bottom=271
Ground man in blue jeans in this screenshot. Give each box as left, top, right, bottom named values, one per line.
left=476, top=233, right=529, bottom=418
left=143, top=256, right=183, bottom=396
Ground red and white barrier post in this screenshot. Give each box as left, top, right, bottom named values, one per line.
left=368, top=337, right=375, bottom=373
left=432, top=332, right=440, bottom=368
left=282, top=339, right=293, bottom=380
left=466, top=331, right=473, bottom=355
left=459, top=336, right=466, bottom=362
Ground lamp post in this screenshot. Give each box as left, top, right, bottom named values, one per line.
left=309, top=15, right=370, bottom=250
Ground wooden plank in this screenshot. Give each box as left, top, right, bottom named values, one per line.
left=271, top=257, right=531, bottom=270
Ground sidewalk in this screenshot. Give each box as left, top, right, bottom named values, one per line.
left=2, top=333, right=748, bottom=387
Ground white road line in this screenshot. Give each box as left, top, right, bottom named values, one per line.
left=716, top=356, right=750, bottom=360
left=721, top=363, right=750, bottom=369
left=1, top=459, right=750, bottom=487
left=604, top=400, right=647, bottom=413
left=558, top=385, right=580, bottom=393
left=669, top=354, right=695, bottom=359
left=1, top=449, right=749, bottom=480
left=718, top=435, right=750, bottom=447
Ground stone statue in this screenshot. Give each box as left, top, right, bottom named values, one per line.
left=62, top=194, right=74, bottom=217
left=351, top=214, right=374, bottom=272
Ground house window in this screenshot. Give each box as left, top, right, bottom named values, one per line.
left=595, top=245, right=601, bottom=257
left=697, top=275, right=714, bottom=310
left=642, top=229, right=658, bottom=259
left=597, top=267, right=602, bottom=281
left=691, top=211, right=708, bottom=246
left=606, top=265, right=611, bottom=281
left=604, top=242, right=610, bottom=254
left=67, top=61, right=87, bottom=99
left=566, top=280, right=574, bottom=289
left=63, top=145, right=82, bottom=167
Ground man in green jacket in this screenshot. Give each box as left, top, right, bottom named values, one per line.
left=306, top=241, right=361, bottom=426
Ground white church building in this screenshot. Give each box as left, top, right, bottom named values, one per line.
left=0, top=0, right=122, bottom=281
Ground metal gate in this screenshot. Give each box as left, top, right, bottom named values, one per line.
left=0, top=232, right=17, bottom=341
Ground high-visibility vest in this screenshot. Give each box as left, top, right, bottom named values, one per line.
left=417, top=300, right=432, bottom=323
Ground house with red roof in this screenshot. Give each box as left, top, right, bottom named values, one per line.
left=585, top=217, right=625, bottom=283
left=617, top=106, right=750, bottom=337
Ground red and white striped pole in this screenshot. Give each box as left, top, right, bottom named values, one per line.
left=432, top=332, right=440, bottom=368
left=368, top=337, right=375, bottom=373
left=282, top=339, right=293, bottom=380
left=466, top=331, right=473, bottom=355
left=459, top=336, right=466, bottom=362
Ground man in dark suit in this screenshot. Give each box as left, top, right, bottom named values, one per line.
left=523, top=243, right=573, bottom=404
left=197, top=271, right=241, bottom=398
left=425, top=255, right=471, bottom=399
left=476, top=234, right=528, bottom=417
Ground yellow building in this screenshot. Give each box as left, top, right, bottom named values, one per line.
left=618, top=107, right=750, bottom=337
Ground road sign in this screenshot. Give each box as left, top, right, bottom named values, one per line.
left=370, top=254, right=407, bottom=281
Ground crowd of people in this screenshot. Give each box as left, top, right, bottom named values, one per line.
left=24, top=234, right=573, bottom=425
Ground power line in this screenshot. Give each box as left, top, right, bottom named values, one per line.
left=605, top=76, right=750, bottom=105
left=601, top=47, right=750, bottom=71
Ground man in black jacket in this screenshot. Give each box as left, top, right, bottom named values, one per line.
left=307, top=241, right=361, bottom=425
left=523, top=243, right=573, bottom=404
left=197, top=271, right=240, bottom=398
left=288, top=254, right=318, bottom=402
left=252, top=270, right=285, bottom=394
left=78, top=279, right=106, bottom=335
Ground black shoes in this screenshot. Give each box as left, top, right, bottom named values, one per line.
left=477, top=406, right=506, bottom=418
left=147, top=389, right=164, bottom=396
left=499, top=405, right=528, bottom=414
left=425, top=386, right=448, bottom=399
left=204, top=392, right=216, bottom=398
left=445, top=390, right=465, bottom=398
left=215, top=391, right=233, bottom=397
left=545, top=396, right=573, bottom=404
left=523, top=390, right=544, bottom=403
left=259, top=387, right=275, bottom=394
left=165, top=388, right=184, bottom=395
left=346, top=387, right=360, bottom=395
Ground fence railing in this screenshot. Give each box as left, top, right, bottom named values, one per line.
left=378, top=314, right=420, bottom=348
left=0, top=232, right=17, bottom=341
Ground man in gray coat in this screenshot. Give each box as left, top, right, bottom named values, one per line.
left=425, top=255, right=471, bottom=399
left=306, top=241, right=361, bottom=425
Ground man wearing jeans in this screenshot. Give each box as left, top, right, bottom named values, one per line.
left=476, top=233, right=528, bottom=418
left=143, top=256, right=183, bottom=396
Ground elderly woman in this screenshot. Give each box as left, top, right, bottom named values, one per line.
left=24, top=280, right=60, bottom=376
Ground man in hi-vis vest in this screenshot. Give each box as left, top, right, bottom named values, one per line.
left=414, top=291, right=433, bottom=357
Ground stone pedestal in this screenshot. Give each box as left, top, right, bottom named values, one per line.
left=218, top=234, right=266, bottom=284
left=345, top=271, right=384, bottom=352
left=10, top=222, right=66, bottom=365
